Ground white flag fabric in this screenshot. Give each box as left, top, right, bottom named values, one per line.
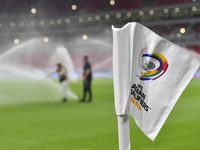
left=112, top=22, right=200, bottom=141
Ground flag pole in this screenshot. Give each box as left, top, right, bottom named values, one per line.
left=118, top=114, right=130, bottom=150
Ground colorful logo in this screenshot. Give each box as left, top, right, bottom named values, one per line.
left=136, top=47, right=169, bottom=81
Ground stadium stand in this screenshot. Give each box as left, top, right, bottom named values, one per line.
left=0, top=0, right=200, bottom=72
left=0, top=0, right=196, bottom=18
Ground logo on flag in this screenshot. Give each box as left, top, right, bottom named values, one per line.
left=130, top=83, right=151, bottom=112
left=136, top=47, right=169, bottom=81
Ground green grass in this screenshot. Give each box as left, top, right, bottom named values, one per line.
left=0, top=78, right=199, bottom=150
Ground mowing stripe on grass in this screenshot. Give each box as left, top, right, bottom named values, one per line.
left=176, top=104, right=200, bottom=108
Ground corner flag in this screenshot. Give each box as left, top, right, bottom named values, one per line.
left=112, top=22, right=200, bottom=148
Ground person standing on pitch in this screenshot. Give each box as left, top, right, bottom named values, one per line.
left=48, top=63, right=69, bottom=102
left=80, top=56, right=92, bottom=102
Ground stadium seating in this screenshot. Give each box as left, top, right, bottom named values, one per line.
left=0, top=0, right=195, bottom=18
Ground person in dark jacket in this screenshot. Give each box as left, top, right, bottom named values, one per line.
left=80, top=56, right=92, bottom=102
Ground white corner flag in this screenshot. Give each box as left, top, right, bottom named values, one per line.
left=112, top=22, right=200, bottom=149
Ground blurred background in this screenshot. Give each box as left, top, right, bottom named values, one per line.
left=0, top=0, right=200, bottom=78
left=0, top=1, right=200, bottom=150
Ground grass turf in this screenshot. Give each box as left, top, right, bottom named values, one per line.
left=0, top=78, right=199, bottom=150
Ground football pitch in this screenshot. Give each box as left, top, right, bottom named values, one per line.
left=0, top=78, right=199, bottom=150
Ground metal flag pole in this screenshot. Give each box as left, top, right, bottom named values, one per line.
left=118, top=114, right=131, bottom=150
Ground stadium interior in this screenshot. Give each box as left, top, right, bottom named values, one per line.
left=0, top=1, right=200, bottom=150
left=0, top=0, right=200, bottom=75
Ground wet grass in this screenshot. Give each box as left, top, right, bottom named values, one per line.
left=0, top=78, right=199, bottom=150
